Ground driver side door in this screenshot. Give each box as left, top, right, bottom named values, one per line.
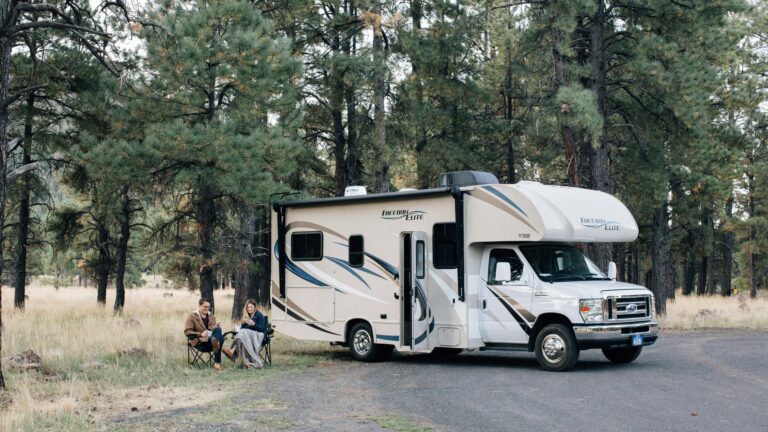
left=479, top=248, right=533, bottom=344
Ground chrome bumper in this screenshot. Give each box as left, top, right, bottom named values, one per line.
left=573, top=322, right=659, bottom=349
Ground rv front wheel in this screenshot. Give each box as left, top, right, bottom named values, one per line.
left=534, top=324, right=579, bottom=372
left=349, top=323, right=391, bottom=362
left=602, top=346, right=642, bottom=364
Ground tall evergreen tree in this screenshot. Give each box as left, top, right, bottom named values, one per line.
left=142, top=0, right=302, bottom=312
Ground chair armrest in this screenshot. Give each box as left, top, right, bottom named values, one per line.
left=222, top=331, right=237, bottom=338
left=186, top=332, right=200, bottom=340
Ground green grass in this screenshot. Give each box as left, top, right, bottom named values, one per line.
left=369, top=413, right=434, bottom=432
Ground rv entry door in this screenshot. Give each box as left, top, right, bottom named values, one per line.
left=401, top=232, right=430, bottom=352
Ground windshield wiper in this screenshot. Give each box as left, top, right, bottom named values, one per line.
left=546, top=274, right=587, bottom=281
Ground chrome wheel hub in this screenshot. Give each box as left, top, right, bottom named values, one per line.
left=541, top=334, right=566, bottom=364
left=353, top=330, right=372, bottom=356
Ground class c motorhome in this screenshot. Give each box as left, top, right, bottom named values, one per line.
left=270, top=171, right=658, bottom=371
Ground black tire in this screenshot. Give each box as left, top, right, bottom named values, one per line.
left=534, top=324, right=579, bottom=372
left=349, top=322, right=391, bottom=362
left=430, top=347, right=463, bottom=356
left=602, top=346, right=642, bottom=364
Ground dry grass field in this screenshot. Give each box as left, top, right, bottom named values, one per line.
left=659, top=290, right=768, bottom=330
left=0, top=281, right=342, bottom=432
left=0, top=281, right=766, bottom=431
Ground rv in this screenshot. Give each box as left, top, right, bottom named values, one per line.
left=270, top=171, right=658, bottom=371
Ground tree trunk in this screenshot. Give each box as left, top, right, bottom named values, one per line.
left=198, top=182, right=217, bottom=312
left=14, top=91, right=34, bottom=309
left=587, top=0, right=612, bottom=272
left=503, top=26, right=516, bottom=184
left=550, top=14, right=579, bottom=187
left=372, top=0, right=388, bottom=193
left=697, top=255, right=707, bottom=296
left=682, top=249, right=696, bottom=296
left=114, top=188, right=131, bottom=313
left=615, top=243, right=626, bottom=282
left=344, top=3, right=362, bottom=186
left=232, top=208, right=255, bottom=320
left=650, top=202, right=671, bottom=315
left=632, top=242, right=640, bottom=285
left=721, top=194, right=734, bottom=297
left=748, top=173, right=758, bottom=298
left=96, top=223, right=110, bottom=305
left=0, top=3, right=14, bottom=390
left=331, top=29, right=346, bottom=196
left=255, top=206, right=270, bottom=306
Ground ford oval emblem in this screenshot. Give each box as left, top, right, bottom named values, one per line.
left=626, top=303, right=638, bottom=313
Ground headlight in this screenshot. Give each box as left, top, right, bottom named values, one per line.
left=579, top=299, right=604, bottom=323
left=650, top=295, right=656, bottom=319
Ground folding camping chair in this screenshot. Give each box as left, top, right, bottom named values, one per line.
left=258, top=317, right=275, bottom=365
left=186, top=331, right=236, bottom=367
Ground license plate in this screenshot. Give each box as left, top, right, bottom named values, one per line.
left=631, top=334, right=644, bottom=346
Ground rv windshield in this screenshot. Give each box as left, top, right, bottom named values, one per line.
left=519, top=244, right=609, bottom=282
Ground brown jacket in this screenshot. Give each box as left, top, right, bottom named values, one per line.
left=184, top=311, right=218, bottom=346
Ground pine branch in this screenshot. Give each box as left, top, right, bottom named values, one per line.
left=6, top=161, right=42, bottom=182
left=9, top=21, right=109, bottom=36
left=1, top=85, right=46, bottom=108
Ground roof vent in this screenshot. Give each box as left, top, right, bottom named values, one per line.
left=437, top=171, right=499, bottom=188
left=344, top=186, right=367, bottom=197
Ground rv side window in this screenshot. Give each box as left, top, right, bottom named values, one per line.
left=433, top=223, right=457, bottom=269
left=488, top=249, right=524, bottom=284
left=416, top=240, right=425, bottom=279
left=349, top=235, right=364, bottom=267
left=291, top=232, right=323, bottom=261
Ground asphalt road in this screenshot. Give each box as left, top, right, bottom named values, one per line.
left=112, top=330, right=768, bottom=431
left=262, top=330, right=768, bottom=432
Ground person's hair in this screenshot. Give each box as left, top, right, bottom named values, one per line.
left=241, top=299, right=258, bottom=322
left=199, top=298, right=211, bottom=306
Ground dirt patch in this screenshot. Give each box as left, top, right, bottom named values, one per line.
left=92, top=384, right=226, bottom=424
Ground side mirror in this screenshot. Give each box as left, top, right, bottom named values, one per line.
left=607, top=261, right=617, bottom=281
left=495, top=262, right=512, bottom=282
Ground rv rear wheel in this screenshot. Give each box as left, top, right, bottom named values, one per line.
left=534, top=324, right=579, bottom=372
left=349, top=322, right=392, bottom=362
left=602, top=346, right=642, bottom=364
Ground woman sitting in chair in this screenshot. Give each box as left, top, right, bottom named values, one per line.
left=232, top=299, right=266, bottom=369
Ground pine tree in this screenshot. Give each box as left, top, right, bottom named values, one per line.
left=142, top=0, right=302, bottom=312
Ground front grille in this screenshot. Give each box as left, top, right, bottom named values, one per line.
left=605, top=295, right=651, bottom=322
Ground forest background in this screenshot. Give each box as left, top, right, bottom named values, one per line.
left=0, top=0, right=767, bottom=389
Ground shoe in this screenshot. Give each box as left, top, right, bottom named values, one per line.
left=213, top=363, right=222, bottom=371
left=222, top=348, right=234, bottom=361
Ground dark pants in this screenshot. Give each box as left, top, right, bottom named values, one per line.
left=197, top=327, right=224, bottom=363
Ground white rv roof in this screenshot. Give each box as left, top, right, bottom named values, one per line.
left=465, top=181, right=638, bottom=243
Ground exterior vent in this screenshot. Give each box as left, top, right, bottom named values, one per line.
left=344, top=186, right=367, bottom=197
left=437, top=171, right=499, bottom=188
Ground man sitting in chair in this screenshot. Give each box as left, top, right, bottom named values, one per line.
left=184, top=298, right=233, bottom=370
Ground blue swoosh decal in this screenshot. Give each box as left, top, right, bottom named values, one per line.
left=332, top=242, right=386, bottom=280
left=414, top=317, right=436, bottom=345
left=326, top=256, right=371, bottom=289
left=274, top=242, right=328, bottom=287
left=483, top=186, right=529, bottom=217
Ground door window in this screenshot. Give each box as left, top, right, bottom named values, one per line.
left=488, top=249, right=524, bottom=284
